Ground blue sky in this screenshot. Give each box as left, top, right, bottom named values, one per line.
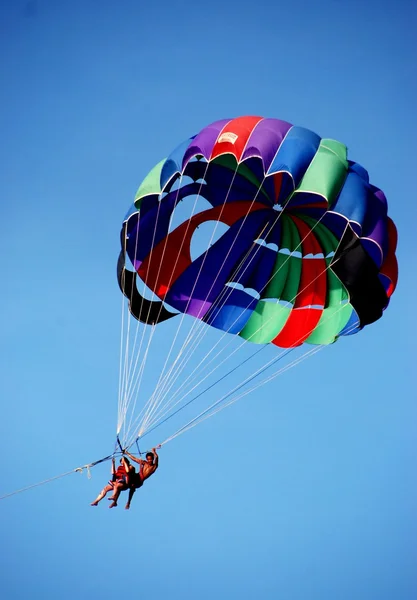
left=1, top=1, right=416, bottom=599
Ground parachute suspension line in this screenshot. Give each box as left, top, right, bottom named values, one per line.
left=118, top=275, right=136, bottom=442
left=118, top=213, right=150, bottom=439
left=180, top=316, right=362, bottom=438
left=124, top=327, right=252, bottom=449
left=159, top=315, right=361, bottom=447
left=119, top=199, right=165, bottom=444
left=137, top=159, right=242, bottom=435
left=123, top=326, right=158, bottom=442
left=118, top=226, right=141, bottom=441
left=139, top=329, right=263, bottom=434
left=135, top=439, right=143, bottom=456
left=133, top=345, right=282, bottom=442
left=119, top=214, right=147, bottom=432
left=117, top=264, right=128, bottom=433
left=161, top=345, right=322, bottom=446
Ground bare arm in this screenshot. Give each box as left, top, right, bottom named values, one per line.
left=152, top=447, right=159, bottom=469
left=124, top=450, right=145, bottom=466
left=121, top=456, right=134, bottom=473
left=111, top=458, right=116, bottom=474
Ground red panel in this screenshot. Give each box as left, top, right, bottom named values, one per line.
left=290, top=200, right=328, bottom=210
left=273, top=308, right=323, bottom=348
left=210, top=116, right=263, bottom=162
left=380, top=217, right=398, bottom=297
left=272, top=216, right=327, bottom=347
left=273, top=172, right=283, bottom=203
left=138, top=201, right=267, bottom=298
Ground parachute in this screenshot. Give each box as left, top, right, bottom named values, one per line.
left=116, top=116, right=398, bottom=451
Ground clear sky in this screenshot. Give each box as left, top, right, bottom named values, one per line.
left=1, top=1, right=416, bottom=599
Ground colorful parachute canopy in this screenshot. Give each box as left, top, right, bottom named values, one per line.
left=118, top=116, right=398, bottom=348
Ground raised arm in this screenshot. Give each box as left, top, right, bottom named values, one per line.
left=124, top=450, right=145, bottom=466
left=152, top=447, right=159, bottom=469
left=121, top=456, right=134, bottom=473
left=111, top=457, right=116, bottom=474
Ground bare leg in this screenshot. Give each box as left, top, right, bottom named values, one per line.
left=125, top=487, right=136, bottom=510
left=108, top=483, right=126, bottom=508
left=91, top=484, right=113, bottom=506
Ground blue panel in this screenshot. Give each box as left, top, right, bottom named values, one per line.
left=331, top=164, right=369, bottom=225
left=202, top=163, right=270, bottom=207
left=232, top=240, right=277, bottom=292
left=267, top=126, right=321, bottom=188
left=339, top=308, right=361, bottom=337
left=161, top=137, right=194, bottom=189
left=205, top=289, right=258, bottom=334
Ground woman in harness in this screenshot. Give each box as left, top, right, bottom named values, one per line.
left=90, top=456, right=134, bottom=507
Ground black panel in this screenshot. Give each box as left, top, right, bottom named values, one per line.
left=331, top=226, right=388, bottom=327
left=116, top=251, right=177, bottom=325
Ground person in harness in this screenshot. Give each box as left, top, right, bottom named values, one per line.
left=90, top=456, right=134, bottom=507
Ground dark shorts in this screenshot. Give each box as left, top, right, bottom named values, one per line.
left=132, top=474, right=143, bottom=489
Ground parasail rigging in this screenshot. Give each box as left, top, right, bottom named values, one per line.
left=115, top=115, right=398, bottom=454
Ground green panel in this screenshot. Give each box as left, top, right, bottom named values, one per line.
left=263, top=252, right=290, bottom=299
left=263, top=215, right=302, bottom=301
left=280, top=255, right=302, bottom=303
left=299, top=215, right=338, bottom=256
left=280, top=213, right=302, bottom=252
left=305, top=303, right=353, bottom=345
left=134, top=159, right=166, bottom=208
left=298, top=216, right=349, bottom=305
left=293, top=139, right=348, bottom=207
left=239, top=301, right=291, bottom=344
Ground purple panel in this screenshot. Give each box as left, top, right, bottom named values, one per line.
left=361, top=187, right=388, bottom=267
left=241, top=118, right=292, bottom=172
left=182, top=119, right=231, bottom=168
